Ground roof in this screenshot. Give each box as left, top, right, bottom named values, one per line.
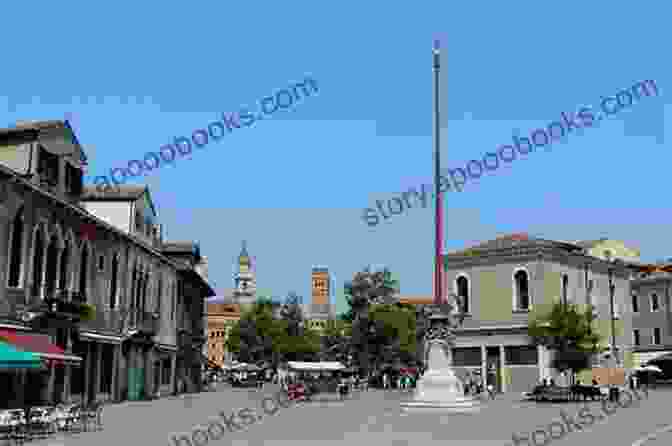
left=163, top=241, right=199, bottom=253
left=572, top=238, right=608, bottom=248
left=0, top=119, right=87, bottom=165
left=81, top=185, right=147, bottom=201
left=448, top=233, right=584, bottom=256
left=398, top=296, right=434, bottom=305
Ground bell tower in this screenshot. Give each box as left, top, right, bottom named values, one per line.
left=234, top=240, right=256, bottom=304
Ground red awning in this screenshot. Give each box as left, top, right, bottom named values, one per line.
left=0, top=329, right=82, bottom=366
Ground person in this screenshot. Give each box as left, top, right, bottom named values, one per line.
left=383, top=373, right=389, bottom=389
left=592, top=378, right=598, bottom=386
left=487, top=383, right=495, bottom=400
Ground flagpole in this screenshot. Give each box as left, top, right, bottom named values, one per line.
left=433, top=39, right=444, bottom=305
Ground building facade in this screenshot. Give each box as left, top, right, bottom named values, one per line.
left=442, top=234, right=635, bottom=393
left=629, top=265, right=672, bottom=366
left=0, top=120, right=214, bottom=408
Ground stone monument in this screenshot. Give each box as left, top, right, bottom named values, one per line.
left=401, top=302, right=481, bottom=414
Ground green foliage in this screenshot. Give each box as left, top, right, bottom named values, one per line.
left=528, top=302, right=603, bottom=375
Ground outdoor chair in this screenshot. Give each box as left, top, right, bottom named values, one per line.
left=81, top=401, right=103, bottom=431
left=61, top=404, right=83, bottom=433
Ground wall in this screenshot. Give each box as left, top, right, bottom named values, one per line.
left=81, top=201, right=131, bottom=233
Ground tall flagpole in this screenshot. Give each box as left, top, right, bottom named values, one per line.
left=433, top=39, right=444, bottom=305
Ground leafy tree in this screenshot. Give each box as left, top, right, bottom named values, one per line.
left=528, top=302, right=603, bottom=383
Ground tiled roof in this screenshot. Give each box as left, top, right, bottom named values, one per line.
left=81, top=185, right=147, bottom=201
left=0, top=120, right=65, bottom=136
left=163, top=241, right=199, bottom=253
left=449, top=233, right=583, bottom=256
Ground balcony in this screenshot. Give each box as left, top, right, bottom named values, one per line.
left=127, top=309, right=160, bottom=336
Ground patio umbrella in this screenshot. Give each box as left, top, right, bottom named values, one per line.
left=0, top=341, right=42, bottom=370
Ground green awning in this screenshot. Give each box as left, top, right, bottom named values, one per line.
left=0, top=341, right=42, bottom=370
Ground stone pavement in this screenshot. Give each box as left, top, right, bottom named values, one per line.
left=25, top=386, right=672, bottom=446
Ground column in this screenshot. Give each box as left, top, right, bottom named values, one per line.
left=499, top=345, right=506, bottom=393
left=144, top=348, right=153, bottom=399
left=53, top=246, right=63, bottom=296
left=62, top=330, right=72, bottom=403
left=111, top=344, right=119, bottom=402
left=94, top=343, right=102, bottom=401
left=480, top=344, right=487, bottom=386
left=537, top=345, right=546, bottom=382
left=84, top=342, right=92, bottom=403
left=170, top=352, right=177, bottom=395
left=46, top=364, right=56, bottom=403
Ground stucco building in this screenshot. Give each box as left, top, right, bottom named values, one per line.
left=0, top=120, right=214, bottom=407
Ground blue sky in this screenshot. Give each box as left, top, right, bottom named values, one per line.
left=1, top=2, right=668, bottom=316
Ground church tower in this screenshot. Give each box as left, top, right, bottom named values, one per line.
left=234, top=240, right=256, bottom=304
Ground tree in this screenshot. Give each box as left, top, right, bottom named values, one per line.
left=344, top=267, right=400, bottom=375
left=528, top=302, right=603, bottom=383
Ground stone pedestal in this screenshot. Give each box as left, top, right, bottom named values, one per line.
left=401, top=304, right=481, bottom=414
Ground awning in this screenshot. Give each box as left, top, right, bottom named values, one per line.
left=287, top=361, right=345, bottom=371
left=0, top=341, right=42, bottom=370
left=0, top=330, right=82, bottom=366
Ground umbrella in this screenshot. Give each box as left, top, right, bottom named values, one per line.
left=637, top=365, right=663, bottom=373
left=0, top=341, right=42, bottom=370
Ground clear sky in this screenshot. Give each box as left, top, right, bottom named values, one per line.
left=0, top=1, right=668, bottom=317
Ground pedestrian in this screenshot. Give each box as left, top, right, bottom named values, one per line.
left=487, top=383, right=495, bottom=400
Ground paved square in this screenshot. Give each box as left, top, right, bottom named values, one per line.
left=26, top=386, right=672, bottom=446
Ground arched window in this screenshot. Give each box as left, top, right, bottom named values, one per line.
left=109, top=255, right=119, bottom=309
left=79, top=244, right=89, bottom=299
left=561, top=274, right=569, bottom=305
left=514, top=269, right=530, bottom=310
left=31, top=227, right=45, bottom=298
left=456, top=275, right=470, bottom=313
left=7, top=207, right=24, bottom=287
left=44, top=234, right=59, bottom=297
left=59, top=239, right=70, bottom=291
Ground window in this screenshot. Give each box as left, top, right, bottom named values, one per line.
left=514, top=269, right=530, bottom=310
left=455, top=275, right=470, bottom=313
left=651, top=293, right=661, bottom=311
left=653, top=328, right=661, bottom=345
left=632, top=294, right=639, bottom=313
left=37, top=146, right=59, bottom=186
left=79, top=245, right=88, bottom=298
left=65, top=163, right=83, bottom=195
left=44, top=235, right=59, bottom=297
left=135, top=211, right=143, bottom=233
left=633, top=330, right=640, bottom=346
left=561, top=274, right=569, bottom=304
left=7, top=207, right=24, bottom=287
left=109, top=255, right=119, bottom=309
left=31, top=228, right=45, bottom=298
left=58, top=240, right=70, bottom=290
left=156, top=274, right=163, bottom=314
left=98, top=255, right=105, bottom=272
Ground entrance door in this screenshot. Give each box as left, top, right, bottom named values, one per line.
left=127, top=350, right=145, bottom=401
left=486, top=347, right=501, bottom=392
